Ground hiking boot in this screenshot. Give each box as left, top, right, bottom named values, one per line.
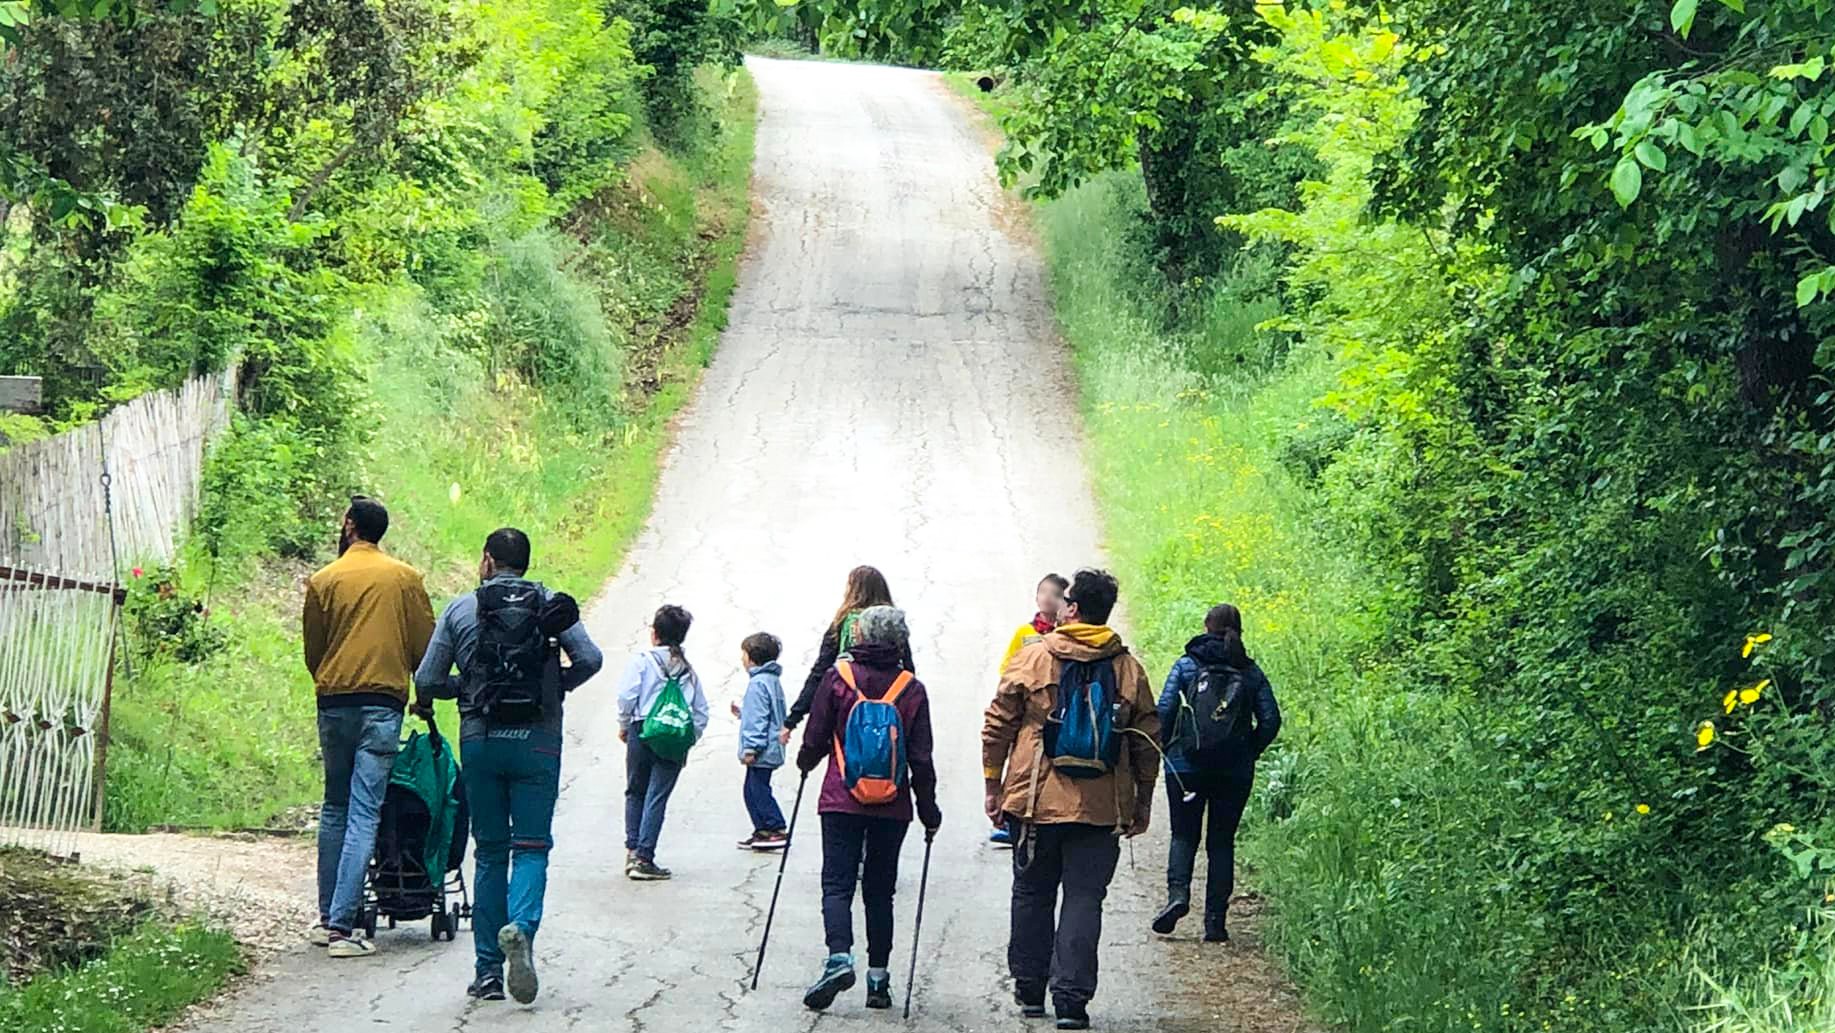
left=736, top=831, right=762, bottom=849
left=307, top=922, right=331, bottom=947
left=1152, top=886, right=1191, bottom=936
left=865, top=970, right=892, bottom=1010
left=1055, top=1006, right=1091, bottom=1030
left=802, top=953, right=856, bottom=1011
left=327, top=931, right=375, bottom=958
left=500, top=924, right=539, bottom=1004
left=1015, top=981, right=1047, bottom=1019
left=751, top=830, right=789, bottom=851
left=467, top=974, right=506, bottom=1001
left=1203, top=913, right=1230, bottom=944
left=628, top=858, right=672, bottom=881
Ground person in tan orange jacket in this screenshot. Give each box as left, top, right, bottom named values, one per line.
left=982, top=568, right=1159, bottom=1030
left=301, top=495, right=435, bottom=958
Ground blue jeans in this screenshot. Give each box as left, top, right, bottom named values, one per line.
left=464, top=731, right=562, bottom=979
left=624, top=727, right=682, bottom=861
left=317, top=705, right=403, bottom=932
left=743, top=765, right=786, bottom=832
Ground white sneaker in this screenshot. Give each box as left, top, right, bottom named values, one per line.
left=308, top=923, right=331, bottom=947
left=328, top=933, right=376, bottom=958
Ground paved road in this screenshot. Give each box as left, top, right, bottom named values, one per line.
left=184, top=57, right=1219, bottom=1033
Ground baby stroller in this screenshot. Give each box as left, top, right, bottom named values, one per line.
left=359, top=718, right=472, bottom=941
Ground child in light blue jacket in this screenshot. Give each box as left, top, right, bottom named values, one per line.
left=735, top=631, right=789, bottom=850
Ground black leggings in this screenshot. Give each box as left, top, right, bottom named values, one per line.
left=819, top=812, right=909, bottom=967
left=1165, top=767, right=1253, bottom=916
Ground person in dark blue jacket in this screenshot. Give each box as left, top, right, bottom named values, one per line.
left=1152, top=603, right=1280, bottom=943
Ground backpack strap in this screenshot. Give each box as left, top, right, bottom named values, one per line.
left=835, top=660, right=861, bottom=697
left=881, top=670, right=914, bottom=705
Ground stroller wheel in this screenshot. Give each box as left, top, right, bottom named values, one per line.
left=451, top=902, right=465, bottom=931
left=430, top=912, right=444, bottom=942
left=388, top=915, right=397, bottom=930
left=362, top=907, right=378, bottom=940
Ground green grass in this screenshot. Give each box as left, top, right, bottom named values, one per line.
left=0, top=923, right=241, bottom=1033
left=101, top=67, right=760, bottom=832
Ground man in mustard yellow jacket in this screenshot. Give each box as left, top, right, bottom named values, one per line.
left=983, top=568, right=1159, bottom=1031
left=302, top=495, right=435, bottom=957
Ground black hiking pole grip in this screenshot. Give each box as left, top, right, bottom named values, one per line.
left=903, top=827, right=935, bottom=1019
left=751, top=771, right=808, bottom=991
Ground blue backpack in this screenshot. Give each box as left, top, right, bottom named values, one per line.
left=1045, top=657, right=1122, bottom=779
left=832, top=661, right=912, bottom=805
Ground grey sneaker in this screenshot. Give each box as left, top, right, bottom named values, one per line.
left=628, top=858, right=672, bottom=881
left=500, top=925, right=538, bottom=1004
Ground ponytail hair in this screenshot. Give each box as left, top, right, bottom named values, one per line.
left=653, top=604, right=693, bottom=668
left=1204, top=603, right=1251, bottom=667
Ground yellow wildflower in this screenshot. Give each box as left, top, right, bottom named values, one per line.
left=1723, top=689, right=1738, bottom=714
left=1696, top=721, right=1716, bottom=750
left=1742, top=632, right=1774, bottom=659
left=1740, top=679, right=1771, bottom=707
left=1636, top=803, right=1651, bottom=815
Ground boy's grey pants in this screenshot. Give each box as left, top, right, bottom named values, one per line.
left=1008, top=822, right=1122, bottom=1012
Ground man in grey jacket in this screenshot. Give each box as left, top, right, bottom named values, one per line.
left=414, top=527, right=603, bottom=1005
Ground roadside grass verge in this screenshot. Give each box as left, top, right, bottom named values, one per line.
left=0, top=848, right=241, bottom=1033
left=0, top=923, right=241, bottom=1033
left=102, top=67, right=759, bottom=832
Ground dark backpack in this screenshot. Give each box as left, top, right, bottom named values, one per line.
left=1184, top=663, right=1254, bottom=756
left=1044, top=656, right=1122, bottom=779
left=470, top=580, right=554, bottom=727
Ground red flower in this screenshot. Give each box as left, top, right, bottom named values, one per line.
left=131, top=567, right=143, bottom=578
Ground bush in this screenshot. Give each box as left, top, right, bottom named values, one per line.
left=483, top=231, right=624, bottom=417
left=121, top=566, right=224, bottom=665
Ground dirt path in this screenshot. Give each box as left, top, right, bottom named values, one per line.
left=175, top=57, right=1319, bottom=1033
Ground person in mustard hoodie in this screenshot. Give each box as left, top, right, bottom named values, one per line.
left=302, top=495, right=436, bottom=957
left=982, top=568, right=1159, bottom=1031
left=998, top=573, right=1070, bottom=673
left=990, top=572, right=1069, bottom=847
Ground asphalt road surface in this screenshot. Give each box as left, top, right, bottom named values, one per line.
left=183, top=57, right=1227, bottom=1033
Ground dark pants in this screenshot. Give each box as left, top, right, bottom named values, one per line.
left=624, top=727, right=682, bottom=861
left=820, top=812, right=909, bottom=967
left=465, top=732, right=561, bottom=979
left=743, top=765, right=786, bottom=832
left=1009, top=822, right=1121, bottom=1012
left=1166, top=767, right=1254, bottom=918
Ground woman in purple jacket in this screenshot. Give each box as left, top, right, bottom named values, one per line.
left=796, top=605, right=942, bottom=1012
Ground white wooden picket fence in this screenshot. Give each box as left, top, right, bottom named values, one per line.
left=0, top=370, right=235, bottom=855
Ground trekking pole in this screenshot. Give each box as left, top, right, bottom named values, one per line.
left=751, top=771, right=808, bottom=991
left=902, top=826, right=936, bottom=1019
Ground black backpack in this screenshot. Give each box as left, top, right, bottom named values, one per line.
left=1184, top=663, right=1254, bottom=755
left=470, top=580, right=555, bottom=727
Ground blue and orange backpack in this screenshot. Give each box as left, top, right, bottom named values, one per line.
left=832, top=661, right=912, bottom=805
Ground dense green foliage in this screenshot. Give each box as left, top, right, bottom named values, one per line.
left=0, top=0, right=756, bottom=829
left=946, top=0, right=1835, bottom=1028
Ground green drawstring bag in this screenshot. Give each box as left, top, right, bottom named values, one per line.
left=641, top=673, right=697, bottom=762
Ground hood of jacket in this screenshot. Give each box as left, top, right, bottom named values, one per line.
left=1044, top=623, right=1125, bottom=662
left=1183, top=633, right=1239, bottom=669
left=748, top=661, right=783, bottom=678
left=844, top=640, right=903, bottom=670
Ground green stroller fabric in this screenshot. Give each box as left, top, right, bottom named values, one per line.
left=390, top=727, right=460, bottom=882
